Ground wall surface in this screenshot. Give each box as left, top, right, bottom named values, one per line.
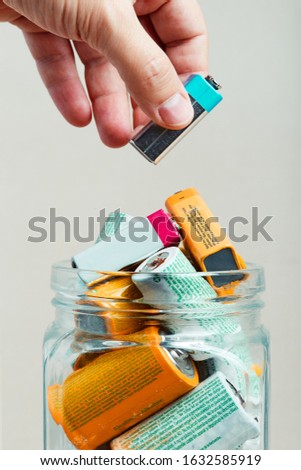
left=0, top=0, right=300, bottom=449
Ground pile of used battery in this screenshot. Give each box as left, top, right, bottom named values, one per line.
left=48, top=188, right=263, bottom=450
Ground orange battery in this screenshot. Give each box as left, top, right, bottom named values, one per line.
left=48, top=327, right=198, bottom=450
left=72, top=352, right=105, bottom=371
left=73, top=325, right=162, bottom=371
left=86, top=274, right=143, bottom=301
left=166, top=188, right=246, bottom=295
left=74, top=306, right=139, bottom=336
left=72, top=326, right=153, bottom=371
left=75, top=275, right=158, bottom=336
left=75, top=300, right=158, bottom=337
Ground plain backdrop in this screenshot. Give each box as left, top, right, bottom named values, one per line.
left=0, top=0, right=300, bottom=449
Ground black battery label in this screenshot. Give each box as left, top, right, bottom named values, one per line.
left=132, top=96, right=205, bottom=163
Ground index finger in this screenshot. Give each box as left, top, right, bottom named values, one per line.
left=135, top=0, right=208, bottom=77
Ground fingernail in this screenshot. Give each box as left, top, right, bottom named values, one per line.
left=158, top=93, right=194, bottom=127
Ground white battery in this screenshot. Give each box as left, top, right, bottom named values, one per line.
left=133, top=246, right=215, bottom=307
left=188, top=334, right=262, bottom=407
left=213, top=338, right=262, bottom=405
left=133, top=247, right=241, bottom=343
left=72, top=210, right=181, bottom=284
left=96, top=211, right=128, bottom=243
left=111, top=372, right=260, bottom=450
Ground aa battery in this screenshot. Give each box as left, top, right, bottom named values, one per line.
left=72, top=209, right=181, bottom=284
left=73, top=352, right=102, bottom=371
left=110, top=372, right=260, bottom=450
left=189, top=337, right=262, bottom=405
left=71, top=328, right=160, bottom=371
left=132, top=246, right=217, bottom=307
left=74, top=300, right=159, bottom=339
left=76, top=308, right=147, bottom=336
left=48, top=327, right=198, bottom=450
left=86, top=274, right=143, bottom=301
left=132, top=247, right=241, bottom=342
left=72, top=326, right=160, bottom=371
left=165, top=188, right=246, bottom=296
left=75, top=275, right=156, bottom=336
left=213, top=340, right=262, bottom=405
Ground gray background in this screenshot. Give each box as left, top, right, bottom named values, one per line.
left=0, top=0, right=300, bottom=449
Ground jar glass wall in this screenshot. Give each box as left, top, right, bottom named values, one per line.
left=44, top=261, right=269, bottom=450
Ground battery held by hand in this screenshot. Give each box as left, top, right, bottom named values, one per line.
left=131, top=75, right=223, bottom=164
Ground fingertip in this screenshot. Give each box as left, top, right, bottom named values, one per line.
left=92, top=94, right=132, bottom=148
left=100, top=134, right=131, bottom=149
left=95, top=106, right=132, bottom=148
left=50, top=86, right=92, bottom=127
left=65, top=99, right=92, bottom=128
left=97, top=124, right=132, bottom=148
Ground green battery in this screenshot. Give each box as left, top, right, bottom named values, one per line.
left=111, top=372, right=259, bottom=450
left=133, top=247, right=241, bottom=345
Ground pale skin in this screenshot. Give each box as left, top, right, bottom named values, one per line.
left=1, top=0, right=208, bottom=148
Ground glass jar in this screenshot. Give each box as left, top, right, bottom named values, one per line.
left=44, top=261, right=269, bottom=450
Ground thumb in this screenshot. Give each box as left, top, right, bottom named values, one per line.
left=85, top=1, right=194, bottom=130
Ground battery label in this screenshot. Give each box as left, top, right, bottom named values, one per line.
left=133, top=248, right=216, bottom=307
left=97, top=212, right=128, bottom=242
left=132, top=97, right=205, bottom=164
left=215, top=339, right=261, bottom=403
left=111, top=373, right=259, bottom=450
left=131, top=75, right=222, bottom=164
left=165, top=188, right=247, bottom=294
left=184, top=206, right=243, bottom=285
left=161, top=247, right=215, bottom=301
left=134, top=248, right=241, bottom=341
left=48, top=328, right=198, bottom=449
left=134, top=248, right=241, bottom=351
left=186, top=206, right=219, bottom=248
left=65, top=347, right=163, bottom=432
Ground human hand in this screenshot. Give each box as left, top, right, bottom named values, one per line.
left=1, top=0, right=208, bottom=147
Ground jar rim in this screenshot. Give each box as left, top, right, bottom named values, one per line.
left=51, top=260, right=265, bottom=299
left=52, top=259, right=263, bottom=277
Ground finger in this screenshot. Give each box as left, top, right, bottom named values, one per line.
left=0, top=0, right=20, bottom=22
left=133, top=106, right=150, bottom=129
left=24, top=32, right=92, bottom=127
left=138, top=14, right=163, bottom=48
left=0, top=0, right=43, bottom=33
left=10, top=15, right=45, bottom=33
left=74, top=41, right=132, bottom=148
left=136, top=0, right=208, bottom=76
left=3, top=0, right=77, bottom=38
left=86, top=0, right=194, bottom=130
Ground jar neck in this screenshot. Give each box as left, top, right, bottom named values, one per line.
left=52, top=291, right=264, bottom=340
left=50, top=261, right=265, bottom=338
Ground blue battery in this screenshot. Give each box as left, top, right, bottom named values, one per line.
left=130, top=75, right=223, bottom=164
